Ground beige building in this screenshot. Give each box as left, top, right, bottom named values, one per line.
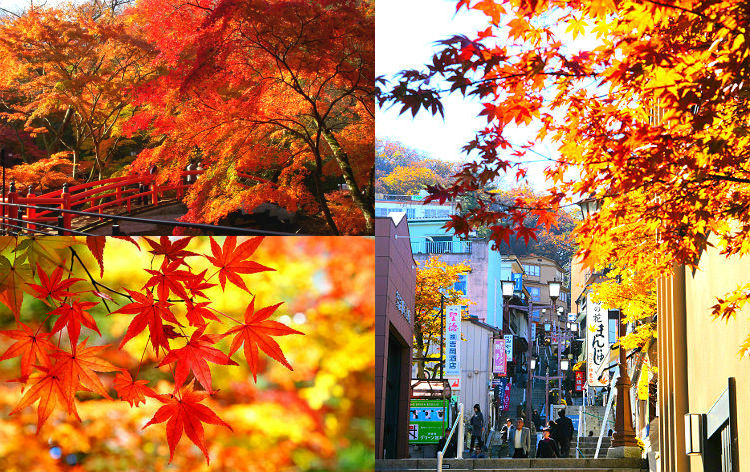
left=656, top=243, right=748, bottom=472
left=518, top=255, right=570, bottom=323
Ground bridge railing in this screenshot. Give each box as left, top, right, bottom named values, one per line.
left=1, top=169, right=205, bottom=234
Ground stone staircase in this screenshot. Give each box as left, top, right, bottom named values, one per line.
left=375, top=457, right=648, bottom=472
left=573, top=436, right=612, bottom=458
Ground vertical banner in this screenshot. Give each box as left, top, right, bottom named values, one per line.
left=575, top=370, right=585, bottom=392
left=586, top=293, right=609, bottom=386
left=530, top=323, right=536, bottom=342
left=502, top=378, right=512, bottom=411
left=493, top=338, right=506, bottom=375
left=445, top=305, right=461, bottom=378
left=504, top=334, right=513, bottom=362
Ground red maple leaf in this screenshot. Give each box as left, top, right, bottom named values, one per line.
left=144, top=236, right=197, bottom=263
left=143, top=382, right=232, bottom=464
left=183, top=270, right=216, bottom=299
left=159, top=327, right=237, bottom=393
left=50, top=300, right=100, bottom=346
left=515, top=225, right=539, bottom=246
left=0, top=322, right=57, bottom=379
left=114, top=289, right=181, bottom=352
left=52, top=339, right=123, bottom=409
left=143, top=259, right=193, bottom=301
left=28, top=263, right=84, bottom=303
left=10, top=365, right=80, bottom=432
left=114, top=371, right=157, bottom=407
left=86, top=236, right=106, bottom=278
left=205, top=236, right=273, bottom=291
left=185, top=300, right=220, bottom=327
left=223, top=298, right=303, bottom=381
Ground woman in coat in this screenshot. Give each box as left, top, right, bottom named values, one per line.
left=469, top=404, right=484, bottom=451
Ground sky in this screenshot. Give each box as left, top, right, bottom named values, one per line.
left=376, top=0, right=594, bottom=192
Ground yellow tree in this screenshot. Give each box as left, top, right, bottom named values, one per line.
left=414, top=256, right=471, bottom=379
left=381, top=165, right=443, bottom=195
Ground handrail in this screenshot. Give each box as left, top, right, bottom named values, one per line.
left=594, top=371, right=618, bottom=458
left=437, top=402, right=463, bottom=472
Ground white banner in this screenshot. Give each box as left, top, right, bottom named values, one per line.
left=445, top=305, right=461, bottom=378
left=504, top=334, right=513, bottom=362
left=586, top=293, right=609, bottom=387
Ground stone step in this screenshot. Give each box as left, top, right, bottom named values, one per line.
left=376, top=458, right=648, bottom=471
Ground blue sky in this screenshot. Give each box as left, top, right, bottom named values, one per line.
left=376, top=0, right=587, bottom=192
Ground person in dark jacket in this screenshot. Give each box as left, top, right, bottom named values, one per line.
left=532, top=409, right=542, bottom=431
left=556, top=409, right=575, bottom=457
left=536, top=427, right=560, bottom=458
left=500, top=418, right=512, bottom=443
left=437, top=428, right=458, bottom=458
left=470, top=404, right=484, bottom=450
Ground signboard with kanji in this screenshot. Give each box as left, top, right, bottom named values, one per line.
left=512, top=273, right=523, bottom=292
left=531, top=323, right=536, bottom=342
left=409, top=398, right=448, bottom=444
left=502, top=378, right=512, bottom=411
left=586, top=293, right=609, bottom=387
left=445, top=305, right=461, bottom=378
left=575, top=370, right=585, bottom=392
left=504, top=334, right=513, bottom=362
left=493, top=338, right=506, bottom=375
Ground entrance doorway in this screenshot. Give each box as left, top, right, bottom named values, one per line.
left=383, top=332, right=404, bottom=458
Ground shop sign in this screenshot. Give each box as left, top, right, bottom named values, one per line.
left=409, top=398, right=448, bottom=444
left=504, top=334, right=513, bottom=362
left=493, top=338, right=506, bottom=375
left=445, top=305, right=461, bottom=377
left=586, top=293, right=609, bottom=387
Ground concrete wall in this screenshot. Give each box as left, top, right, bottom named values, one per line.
left=658, top=242, right=750, bottom=472
left=684, top=249, right=749, bottom=472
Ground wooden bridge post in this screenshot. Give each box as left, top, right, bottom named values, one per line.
left=150, top=176, right=159, bottom=205
left=6, top=180, right=18, bottom=234
left=61, top=183, right=72, bottom=235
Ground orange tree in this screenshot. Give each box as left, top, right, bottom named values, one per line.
left=379, top=0, right=750, bottom=352
left=0, top=2, right=154, bottom=179
left=126, top=0, right=374, bottom=234
left=414, top=256, right=472, bottom=379
left=0, top=236, right=373, bottom=470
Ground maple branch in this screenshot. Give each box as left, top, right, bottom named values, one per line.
left=706, top=174, right=750, bottom=184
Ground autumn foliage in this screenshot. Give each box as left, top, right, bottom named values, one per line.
left=0, top=0, right=374, bottom=234
left=0, top=236, right=305, bottom=464
left=380, top=0, right=750, bottom=352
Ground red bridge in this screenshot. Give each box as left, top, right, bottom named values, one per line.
left=0, top=170, right=285, bottom=235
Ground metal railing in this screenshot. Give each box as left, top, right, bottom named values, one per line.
left=0, top=202, right=296, bottom=236
left=437, top=403, right=464, bottom=472
left=412, top=240, right=472, bottom=254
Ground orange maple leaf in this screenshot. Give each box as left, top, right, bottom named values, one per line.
left=205, top=236, right=273, bottom=292
left=223, top=298, right=303, bottom=382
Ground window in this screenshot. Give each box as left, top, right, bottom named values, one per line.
left=406, top=208, right=416, bottom=220
left=375, top=207, right=388, bottom=217
left=522, top=264, right=540, bottom=277
left=453, top=274, right=467, bottom=295
left=559, top=292, right=567, bottom=302
left=528, top=286, right=541, bottom=302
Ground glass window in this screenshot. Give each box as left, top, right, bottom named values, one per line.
left=529, top=286, right=541, bottom=302
left=453, top=274, right=467, bottom=295
left=522, top=264, right=540, bottom=276
left=406, top=208, right=416, bottom=219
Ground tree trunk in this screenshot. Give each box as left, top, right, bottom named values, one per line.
left=320, top=127, right=374, bottom=234
left=311, top=171, right=339, bottom=235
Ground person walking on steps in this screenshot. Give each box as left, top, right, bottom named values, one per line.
left=507, top=418, right=531, bottom=458
left=536, top=427, right=560, bottom=458
left=437, top=428, right=457, bottom=458
left=556, top=409, right=575, bottom=458
left=469, top=404, right=484, bottom=451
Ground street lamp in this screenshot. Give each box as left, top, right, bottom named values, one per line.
left=561, top=359, right=570, bottom=371
left=530, top=356, right=537, bottom=371
left=548, top=281, right=561, bottom=301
